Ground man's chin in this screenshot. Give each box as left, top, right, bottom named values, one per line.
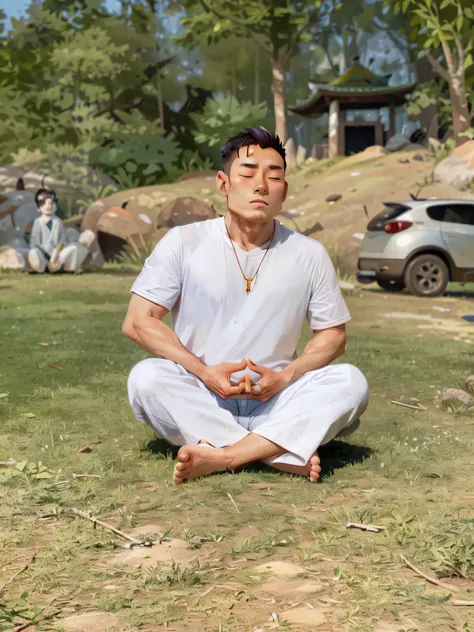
left=229, top=207, right=279, bottom=222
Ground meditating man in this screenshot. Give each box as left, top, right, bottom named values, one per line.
left=123, top=126, right=369, bottom=485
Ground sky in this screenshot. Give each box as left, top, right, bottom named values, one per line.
left=2, top=0, right=120, bottom=26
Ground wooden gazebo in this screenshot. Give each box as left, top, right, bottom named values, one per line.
left=289, top=59, right=417, bottom=157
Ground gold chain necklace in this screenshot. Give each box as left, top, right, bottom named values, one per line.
left=225, top=219, right=275, bottom=294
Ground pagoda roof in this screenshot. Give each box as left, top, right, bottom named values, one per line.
left=289, top=60, right=417, bottom=116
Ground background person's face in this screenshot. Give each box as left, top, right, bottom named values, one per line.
left=37, top=195, right=57, bottom=217
left=220, top=144, right=288, bottom=222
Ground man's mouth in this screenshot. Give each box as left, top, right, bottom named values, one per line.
left=250, top=199, right=268, bottom=206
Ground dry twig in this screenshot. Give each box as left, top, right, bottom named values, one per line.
left=391, top=400, right=427, bottom=410
left=227, top=493, right=241, bottom=514
left=401, top=555, right=460, bottom=592
left=346, top=522, right=385, bottom=533
left=450, top=600, right=474, bottom=606
left=53, top=507, right=152, bottom=546
left=0, top=553, right=36, bottom=595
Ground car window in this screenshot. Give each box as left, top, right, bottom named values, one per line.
left=427, top=204, right=474, bottom=225
left=367, top=203, right=411, bottom=231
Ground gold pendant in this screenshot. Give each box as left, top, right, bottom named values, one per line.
left=245, top=278, right=252, bottom=294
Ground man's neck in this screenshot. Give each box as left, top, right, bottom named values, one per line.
left=224, top=211, right=275, bottom=252
left=39, top=214, right=55, bottom=224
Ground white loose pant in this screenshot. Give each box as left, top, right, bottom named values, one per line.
left=128, top=359, right=369, bottom=467
left=28, top=243, right=89, bottom=273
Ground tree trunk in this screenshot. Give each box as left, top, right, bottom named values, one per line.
left=254, top=46, right=260, bottom=105
left=449, top=75, right=471, bottom=146
left=270, top=56, right=287, bottom=143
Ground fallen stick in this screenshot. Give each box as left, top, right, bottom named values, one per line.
left=346, top=522, right=385, bottom=533
left=227, top=493, right=241, bottom=514
left=391, top=400, right=427, bottom=410
left=72, top=473, right=102, bottom=479
left=199, top=584, right=216, bottom=598
left=0, top=553, right=36, bottom=595
left=57, top=507, right=148, bottom=546
left=401, top=555, right=460, bottom=592
left=13, top=610, right=63, bottom=632
left=48, top=363, right=65, bottom=371
left=451, top=600, right=474, bottom=606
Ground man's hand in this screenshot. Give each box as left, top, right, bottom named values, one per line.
left=201, top=359, right=248, bottom=398
left=233, top=358, right=290, bottom=403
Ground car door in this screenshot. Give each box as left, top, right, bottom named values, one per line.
left=438, top=203, right=474, bottom=269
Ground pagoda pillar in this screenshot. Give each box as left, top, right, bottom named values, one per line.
left=388, top=100, right=396, bottom=139
left=328, top=99, right=340, bottom=158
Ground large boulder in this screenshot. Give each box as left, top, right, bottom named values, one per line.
left=160, top=196, right=215, bottom=228
left=0, top=191, right=37, bottom=254
left=0, top=165, right=115, bottom=192
left=385, top=134, right=411, bottom=152
left=434, top=140, right=474, bottom=188
left=0, top=246, right=26, bottom=269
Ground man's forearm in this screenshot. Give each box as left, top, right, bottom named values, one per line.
left=129, top=317, right=208, bottom=381
left=282, top=329, right=346, bottom=385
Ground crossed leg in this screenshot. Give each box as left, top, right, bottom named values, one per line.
left=173, top=436, right=322, bottom=484
left=128, top=359, right=368, bottom=486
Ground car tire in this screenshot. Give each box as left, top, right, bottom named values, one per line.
left=376, top=279, right=405, bottom=292
left=404, top=253, right=449, bottom=297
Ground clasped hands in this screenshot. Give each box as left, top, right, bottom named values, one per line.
left=201, top=358, right=290, bottom=403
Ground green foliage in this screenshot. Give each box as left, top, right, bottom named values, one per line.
left=0, top=1, right=205, bottom=196
left=93, top=133, right=181, bottom=188
left=405, top=81, right=452, bottom=129
left=189, top=96, right=270, bottom=155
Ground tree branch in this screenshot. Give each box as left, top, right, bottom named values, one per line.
left=440, top=38, right=454, bottom=73
left=453, top=33, right=465, bottom=76
left=427, top=53, right=451, bottom=82
left=94, top=56, right=173, bottom=119
left=284, top=8, right=324, bottom=63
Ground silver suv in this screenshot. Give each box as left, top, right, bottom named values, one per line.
left=357, top=199, right=474, bottom=297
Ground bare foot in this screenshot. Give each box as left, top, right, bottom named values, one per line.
left=271, top=451, right=321, bottom=482
left=173, top=445, right=232, bottom=485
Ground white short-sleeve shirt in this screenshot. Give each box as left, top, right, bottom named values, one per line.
left=131, top=217, right=350, bottom=377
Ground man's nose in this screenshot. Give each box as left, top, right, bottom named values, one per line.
left=254, top=182, right=268, bottom=195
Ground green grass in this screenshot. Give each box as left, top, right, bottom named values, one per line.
left=1, top=272, right=474, bottom=631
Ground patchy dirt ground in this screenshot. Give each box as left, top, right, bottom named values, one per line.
left=0, top=273, right=473, bottom=631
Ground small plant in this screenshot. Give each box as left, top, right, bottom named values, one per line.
left=115, top=233, right=158, bottom=268
left=143, top=560, right=201, bottom=587
left=0, top=460, right=54, bottom=485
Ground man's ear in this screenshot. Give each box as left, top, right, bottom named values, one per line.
left=216, top=170, right=229, bottom=198
left=282, top=180, right=289, bottom=203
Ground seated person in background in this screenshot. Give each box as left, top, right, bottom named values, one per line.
left=28, top=186, right=94, bottom=273
left=122, top=126, right=369, bottom=485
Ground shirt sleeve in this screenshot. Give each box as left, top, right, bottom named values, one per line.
left=306, top=244, right=351, bottom=331
left=29, top=219, right=42, bottom=249
left=130, top=227, right=182, bottom=310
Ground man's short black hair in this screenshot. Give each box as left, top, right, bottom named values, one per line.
left=35, top=188, right=57, bottom=207
left=220, top=126, right=286, bottom=172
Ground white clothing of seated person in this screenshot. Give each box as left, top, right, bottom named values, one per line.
left=28, top=187, right=93, bottom=273
left=123, top=126, right=369, bottom=485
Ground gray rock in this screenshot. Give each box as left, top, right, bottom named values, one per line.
left=441, top=387, right=474, bottom=408
left=434, top=140, right=474, bottom=187
left=412, top=153, right=424, bottom=161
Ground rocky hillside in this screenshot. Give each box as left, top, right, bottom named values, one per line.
left=82, top=146, right=473, bottom=275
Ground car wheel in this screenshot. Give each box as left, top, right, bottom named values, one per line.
left=376, top=279, right=405, bottom=292
left=404, top=254, right=449, bottom=297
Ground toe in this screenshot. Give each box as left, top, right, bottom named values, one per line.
left=310, top=453, right=320, bottom=466
left=176, top=461, right=187, bottom=472
left=177, top=447, right=191, bottom=463
left=309, top=470, right=320, bottom=482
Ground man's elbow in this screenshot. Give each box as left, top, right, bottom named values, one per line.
left=122, top=319, right=136, bottom=340
left=335, top=335, right=347, bottom=358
